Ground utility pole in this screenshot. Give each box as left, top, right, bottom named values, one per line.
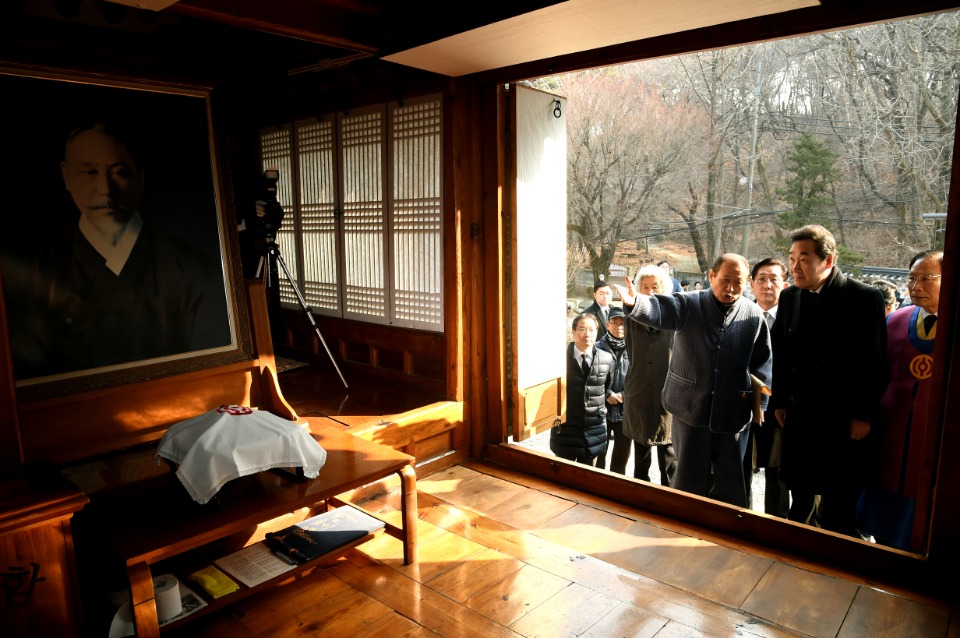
left=741, top=56, right=762, bottom=258
left=923, top=212, right=947, bottom=251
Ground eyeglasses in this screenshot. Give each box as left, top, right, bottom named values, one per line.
left=907, top=274, right=942, bottom=287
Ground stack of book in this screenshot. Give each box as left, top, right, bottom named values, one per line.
left=264, top=506, right=385, bottom=564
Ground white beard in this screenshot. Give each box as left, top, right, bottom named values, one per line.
left=89, top=216, right=129, bottom=247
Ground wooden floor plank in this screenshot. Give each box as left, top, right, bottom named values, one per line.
left=408, top=485, right=806, bottom=638
left=166, top=608, right=260, bottom=638
left=837, top=586, right=950, bottom=638
left=508, top=582, right=621, bottom=638
left=270, top=595, right=390, bottom=638
left=740, top=562, right=859, bottom=638
left=437, top=472, right=530, bottom=514
left=359, top=516, right=490, bottom=582
left=329, top=550, right=524, bottom=638
left=443, top=468, right=772, bottom=608
left=465, top=459, right=938, bottom=604
left=650, top=540, right=774, bottom=608
left=417, top=465, right=487, bottom=498
left=655, top=619, right=724, bottom=638
left=578, top=601, right=669, bottom=638
left=461, top=563, right=572, bottom=627
left=363, top=611, right=441, bottom=638
left=170, top=444, right=956, bottom=638
left=244, top=574, right=373, bottom=637
left=597, top=517, right=702, bottom=575
left=426, top=547, right=526, bottom=603
left=483, top=485, right=577, bottom=530
left=532, top=503, right=637, bottom=554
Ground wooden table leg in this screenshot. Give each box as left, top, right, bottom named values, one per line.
left=397, top=464, right=418, bottom=565
left=128, top=561, right=160, bottom=638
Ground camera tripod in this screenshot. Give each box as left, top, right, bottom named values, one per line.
left=256, top=236, right=349, bottom=390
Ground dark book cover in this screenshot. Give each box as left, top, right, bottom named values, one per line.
left=264, top=506, right=385, bottom=563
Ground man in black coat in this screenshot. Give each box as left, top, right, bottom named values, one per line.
left=551, top=313, right=614, bottom=466
left=580, top=279, right=614, bottom=340
left=771, top=225, right=888, bottom=538
left=744, top=257, right=790, bottom=517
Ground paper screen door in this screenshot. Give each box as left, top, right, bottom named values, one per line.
left=509, top=84, right=567, bottom=441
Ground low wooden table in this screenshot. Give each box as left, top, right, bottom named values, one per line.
left=87, top=422, right=417, bottom=637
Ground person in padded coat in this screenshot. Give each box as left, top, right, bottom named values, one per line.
left=595, top=306, right=630, bottom=474
left=551, top=313, right=614, bottom=466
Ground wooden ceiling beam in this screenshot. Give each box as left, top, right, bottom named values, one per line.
left=479, top=0, right=960, bottom=83
left=171, top=0, right=381, bottom=53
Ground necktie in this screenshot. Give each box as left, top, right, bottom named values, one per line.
left=924, top=314, right=937, bottom=335
left=581, top=354, right=590, bottom=377
left=763, top=311, right=773, bottom=330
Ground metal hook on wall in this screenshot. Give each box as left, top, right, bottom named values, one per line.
left=553, top=99, right=562, bottom=118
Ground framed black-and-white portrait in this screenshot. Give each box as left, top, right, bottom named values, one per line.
left=0, top=66, right=249, bottom=399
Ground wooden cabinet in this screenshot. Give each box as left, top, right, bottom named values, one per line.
left=0, top=463, right=88, bottom=638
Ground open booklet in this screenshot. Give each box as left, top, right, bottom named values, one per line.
left=214, top=542, right=297, bottom=588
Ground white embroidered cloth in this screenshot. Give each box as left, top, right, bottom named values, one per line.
left=156, top=405, right=327, bottom=504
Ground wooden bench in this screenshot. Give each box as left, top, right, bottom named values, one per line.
left=75, top=420, right=417, bottom=637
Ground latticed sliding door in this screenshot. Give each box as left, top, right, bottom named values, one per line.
left=296, top=118, right=340, bottom=314
left=391, top=99, right=443, bottom=330
left=259, top=126, right=298, bottom=306
left=340, top=107, right=387, bottom=322
left=258, top=95, right=443, bottom=332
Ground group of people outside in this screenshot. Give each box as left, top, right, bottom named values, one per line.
left=554, top=224, right=942, bottom=551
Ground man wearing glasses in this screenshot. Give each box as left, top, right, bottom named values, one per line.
left=744, top=258, right=790, bottom=517
left=859, top=250, right=943, bottom=551
left=771, top=224, right=888, bottom=538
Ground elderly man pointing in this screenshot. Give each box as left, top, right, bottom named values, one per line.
left=612, top=254, right=772, bottom=507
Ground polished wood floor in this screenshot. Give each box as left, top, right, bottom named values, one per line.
left=170, top=364, right=957, bottom=637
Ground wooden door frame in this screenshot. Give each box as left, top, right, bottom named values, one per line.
left=471, top=0, right=960, bottom=590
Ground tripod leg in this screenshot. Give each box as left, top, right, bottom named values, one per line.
left=256, top=249, right=284, bottom=341
left=272, top=249, right=349, bottom=390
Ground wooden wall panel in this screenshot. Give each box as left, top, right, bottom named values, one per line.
left=18, top=362, right=261, bottom=464
left=347, top=401, right=463, bottom=450
left=516, top=378, right=563, bottom=442
left=0, top=260, right=23, bottom=467
left=0, top=519, right=82, bottom=637
left=412, top=430, right=454, bottom=464
left=275, top=309, right=446, bottom=396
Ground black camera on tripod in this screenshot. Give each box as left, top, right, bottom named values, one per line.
left=255, top=168, right=284, bottom=241
left=250, top=168, right=349, bottom=390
